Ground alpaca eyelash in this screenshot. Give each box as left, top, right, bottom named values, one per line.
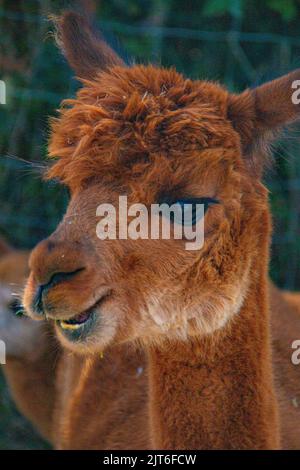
left=174, top=198, right=219, bottom=220
left=159, top=197, right=219, bottom=225
left=175, top=197, right=219, bottom=206
left=161, top=197, right=219, bottom=209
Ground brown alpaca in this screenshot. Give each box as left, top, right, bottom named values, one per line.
left=3, top=12, right=300, bottom=449
left=0, top=238, right=58, bottom=442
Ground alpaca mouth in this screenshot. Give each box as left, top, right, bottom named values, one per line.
left=56, top=291, right=111, bottom=335
left=58, top=309, right=94, bottom=330
left=56, top=307, right=96, bottom=343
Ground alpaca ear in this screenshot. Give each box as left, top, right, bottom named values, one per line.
left=53, top=11, right=124, bottom=79
left=0, top=236, right=12, bottom=258
left=228, top=69, right=300, bottom=176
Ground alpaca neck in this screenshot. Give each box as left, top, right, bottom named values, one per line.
left=147, top=272, right=280, bottom=449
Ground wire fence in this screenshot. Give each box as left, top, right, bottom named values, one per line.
left=0, top=3, right=300, bottom=289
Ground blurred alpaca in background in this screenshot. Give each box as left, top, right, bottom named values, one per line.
left=0, top=236, right=57, bottom=447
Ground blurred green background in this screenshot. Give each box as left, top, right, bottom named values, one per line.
left=0, top=0, right=300, bottom=449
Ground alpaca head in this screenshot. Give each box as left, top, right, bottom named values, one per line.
left=23, top=12, right=300, bottom=354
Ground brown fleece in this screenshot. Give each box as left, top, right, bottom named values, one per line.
left=6, top=11, right=300, bottom=449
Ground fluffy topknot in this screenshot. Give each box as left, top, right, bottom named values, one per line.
left=47, top=65, right=233, bottom=191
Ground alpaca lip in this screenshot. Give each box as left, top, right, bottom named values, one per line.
left=56, top=291, right=111, bottom=331
left=57, top=307, right=96, bottom=341
left=58, top=309, right=93, bottom=330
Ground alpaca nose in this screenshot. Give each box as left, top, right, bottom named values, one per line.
left=29, top=238, right=87, bottom=315
left=33, top=268, right=85, bottom=316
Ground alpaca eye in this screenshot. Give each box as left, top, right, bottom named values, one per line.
left=8, top=300, right=24, bottom=317
left=172, top=197, right=219, bottom=225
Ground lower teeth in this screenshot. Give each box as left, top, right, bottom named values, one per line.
left=60, top=320, right=85, bottom=330
left=58, top=309, right=93, bottom=330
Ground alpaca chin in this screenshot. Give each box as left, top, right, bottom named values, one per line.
left=54, top=308, right=118, bottom=355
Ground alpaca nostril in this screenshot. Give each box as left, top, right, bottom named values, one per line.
left=32, top=267, right=85, bottom=316
left=44, top=267, right=86, bottom=290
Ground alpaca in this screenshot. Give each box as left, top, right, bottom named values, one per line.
left=0, top=237, right=58, bottom=442
left=4, top=11, right=300, bottom=449
left=271, top=284, right=300, bottom=448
